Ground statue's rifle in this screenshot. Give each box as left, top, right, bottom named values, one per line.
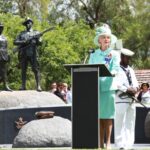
left=13, top=26, right=55, bottom=53
left=26, top=26, right=55, bottom=42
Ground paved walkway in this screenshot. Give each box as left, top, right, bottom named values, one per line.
left=0, top=144, right=150, bottom=149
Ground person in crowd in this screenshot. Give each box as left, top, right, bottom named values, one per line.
left=63, top=82, right=72, bottom=104
left=54, top=82, right=66, bottom=103
left=66, top=88, right=72, bottom=104
left=0, top=22, right=11, bottom=91
left=115, top=48, right=139, bottom=150
left=63, top=82, right=68, bottom=94
left=88, top=24, right=120, bottom=149
left=137, top=82, right=150, bottom=104
left=49, top=82, right=57, bottom=93
left=14, top=17, right=42, bottom=91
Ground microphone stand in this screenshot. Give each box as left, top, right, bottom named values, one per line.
left=83, top=55, right=89, bottom=64
left=83, top=49, right=95, bottom=64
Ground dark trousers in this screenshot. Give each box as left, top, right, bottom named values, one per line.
left=0, top=62, right=8, bottom=85
left=21, top=55, right=40, bottom=88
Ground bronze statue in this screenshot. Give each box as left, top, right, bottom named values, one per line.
left=14, top=17, right=42, bottom=91
left=0, top=23, right=11, bottom=91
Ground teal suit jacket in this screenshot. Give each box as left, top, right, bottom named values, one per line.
left=88, top=48, right=120, bottom=92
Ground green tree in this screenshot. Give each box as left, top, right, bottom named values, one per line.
left=40, top=20, right=94, bottom=89
left=0, top=0, right=13, bottom=13
left=120, top=0, right=150, bottom=68
left=48, top=0, right=131, bottom=28
left=0, top=0, right=50, bottom=19
left=13, top=0, right=50, bottom=19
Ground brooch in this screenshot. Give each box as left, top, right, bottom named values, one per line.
left=105, top=53, right=112, bottom=65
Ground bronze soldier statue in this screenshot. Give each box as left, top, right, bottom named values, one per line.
left=14, top=18, right=42, bottom=91
left=0, top=23, right=12, bottom=91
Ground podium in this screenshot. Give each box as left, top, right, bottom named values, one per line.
left=64, top=64, right=112, bottom=149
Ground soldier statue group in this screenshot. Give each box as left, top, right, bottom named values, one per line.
left=0, top=17, right=53, bottom=92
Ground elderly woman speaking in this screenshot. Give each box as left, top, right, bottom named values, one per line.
left=88, top=24, right=120, bottom=149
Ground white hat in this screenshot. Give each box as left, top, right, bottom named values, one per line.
left=94, top=24, right=117, bottom=46
left=120, top=48, right=134, bottom=56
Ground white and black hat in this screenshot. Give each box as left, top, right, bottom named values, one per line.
left=120, top=48, right=134, bottom=56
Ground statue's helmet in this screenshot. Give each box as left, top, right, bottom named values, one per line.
left=22, top=17, right=33, bottom=26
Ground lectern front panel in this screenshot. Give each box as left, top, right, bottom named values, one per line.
left=72, top=68, right=99, bottom=148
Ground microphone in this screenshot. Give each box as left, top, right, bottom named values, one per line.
left=83, top=48, right=95, bottom=64
left=88, top=48, right=95, bottom=54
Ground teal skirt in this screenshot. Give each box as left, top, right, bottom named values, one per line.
left=99, top=90, right=115, bottom=119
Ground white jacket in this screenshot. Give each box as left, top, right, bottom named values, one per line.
left=115, top=65, right=139, bottom=103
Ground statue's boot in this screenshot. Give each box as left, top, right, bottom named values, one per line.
left=19, top=80, right=26, bottom=90
left=19, top=85, right=26, bottom=90
left=35, top=72, right=42, bottom=92
left=4, top=82, right=12, bottom=91
left=19, top=81, right=26, bottom=90
left=20, top=71, right=26, bottom=90
left=37, top=84, right=42, bottom=92
left=3, top=73, right=12, bottom=91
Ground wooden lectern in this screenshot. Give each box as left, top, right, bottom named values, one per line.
left=64, top=64, right=112, bottom=149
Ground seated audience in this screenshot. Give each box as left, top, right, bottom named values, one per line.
left=49, top=82, right=57, bottom=93
left=54, top=82, right=66, bottom=103
left=63, top=83, right=72, bottom=104
left=137, top=83, right=150, bottom=104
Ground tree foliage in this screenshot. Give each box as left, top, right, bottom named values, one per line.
left=0, top=0, right=50, bottom=19
left=119, top=0, right=150, bottom=68
left=37, top=20, right=94, bottom=89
